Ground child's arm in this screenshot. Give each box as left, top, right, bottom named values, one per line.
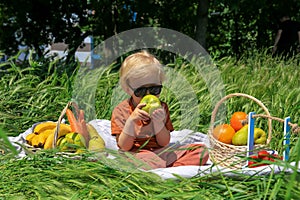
left=118, top=103, right=150, bottom=151
left=118, top=117, right=136, bottom=151
left=154, top=124, right=170, bottom=147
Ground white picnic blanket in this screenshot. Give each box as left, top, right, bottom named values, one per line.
left=8, top=119, right=300, bottom=179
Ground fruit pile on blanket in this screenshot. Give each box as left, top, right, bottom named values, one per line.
left=212, top=111, right=279, bottom=168
left=212, top=111, right=267, bottom=146
left=25, top=107, right=105, bottom=154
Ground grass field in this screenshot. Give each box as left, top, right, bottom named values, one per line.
left=0, top=52, right=299, bottom=199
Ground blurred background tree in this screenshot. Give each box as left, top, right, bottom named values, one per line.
left=0, top=0, right=299, bottom=64
left=0, top=0, right=95, bottom=64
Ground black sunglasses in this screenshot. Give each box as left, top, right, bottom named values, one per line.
left=129, top=85, right=163, bottom=97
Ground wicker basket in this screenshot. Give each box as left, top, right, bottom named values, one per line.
left=23, top=102, right=74, bottom=152
left=52, top=101, right=74, bottom=149
left=22, top=102, right=106, bottom=160
left=208, top=93, right=272, bottom=169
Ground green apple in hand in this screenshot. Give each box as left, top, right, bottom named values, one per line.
left=232, top=125, right=267, bottom=145
left=140, top=94, right=162, bottom=115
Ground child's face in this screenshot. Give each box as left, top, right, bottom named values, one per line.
left=127, top=72, right=162, bottom=105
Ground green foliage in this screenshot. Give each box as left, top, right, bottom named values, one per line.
left=0, top=0, right=94, bottom=61
left=0, top=54, right=75, bottom=135
left=0, top=51, right=299, bottom=199
left=0, top=151, right=227, bottom=199
left=2, top=0, right=300, bottom=64
left=0, top=127, right=17, bottom=155
left=0, top=147, right=299, bottom=199
left=208, top=0, right=300, bottom=58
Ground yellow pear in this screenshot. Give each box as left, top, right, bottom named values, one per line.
left=232, top=125, right=248, bottom=145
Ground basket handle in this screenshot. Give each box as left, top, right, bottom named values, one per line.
left=52, top=102, right=72, bottom=148
left=209, top=93, right=272, bottom=144
left=252, top=114, right=300, bottom=133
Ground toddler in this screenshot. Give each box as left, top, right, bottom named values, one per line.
left=111, top=50, right=209, bottom=169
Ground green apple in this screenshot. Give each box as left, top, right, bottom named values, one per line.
left=65, top=132, right=86, bottom=147
left=73, top=133, right=86, bottom=148
left=232, top=125, right=248, bottom=145
left=59, top=132, right=86, bottom=152
left=254, top=128, right=267, bottom=144
left=58, top=137, right=74, bottom=151
left=140, top=94, right=162, bottom=115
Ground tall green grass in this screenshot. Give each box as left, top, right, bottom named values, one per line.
left=0, top=52, right=299, bottom=199
left=0, top=55, right=75, bottom=135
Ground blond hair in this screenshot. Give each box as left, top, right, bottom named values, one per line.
left=120, top=50, right=165, bottom=90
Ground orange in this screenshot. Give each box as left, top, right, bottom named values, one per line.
left=230, top=111, right=247, bottom=131
left=212, top=124, right=236, bottom=144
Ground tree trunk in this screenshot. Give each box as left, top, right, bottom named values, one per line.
left=195, top=0, right=209, bottom=49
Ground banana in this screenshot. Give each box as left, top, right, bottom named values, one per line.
left=38, top=129, right=54, bottom=147
left=57, top=124, right=72, bottom=137
left=33, top=122, right=57, bottom=134
left=25, top=132, right=38, bottom=146
left=31, top=129, right=54, bottom=148
left=43, top=124, right=72, bottom=149
left=31, top=136, right=41, bottom=148
left=87, top=124, right=105, bottom=152
left=31, top=135, right=44, bottom=148
left=34, top=122, right=71, bottom=134
left=43, top=132, right=55, bottom=149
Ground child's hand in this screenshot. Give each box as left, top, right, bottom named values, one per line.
left=151, top=108, right=166, bottom=123
left=151, top=108, right=166, bottom=134
left=130, top=103, right=150, bottom=122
